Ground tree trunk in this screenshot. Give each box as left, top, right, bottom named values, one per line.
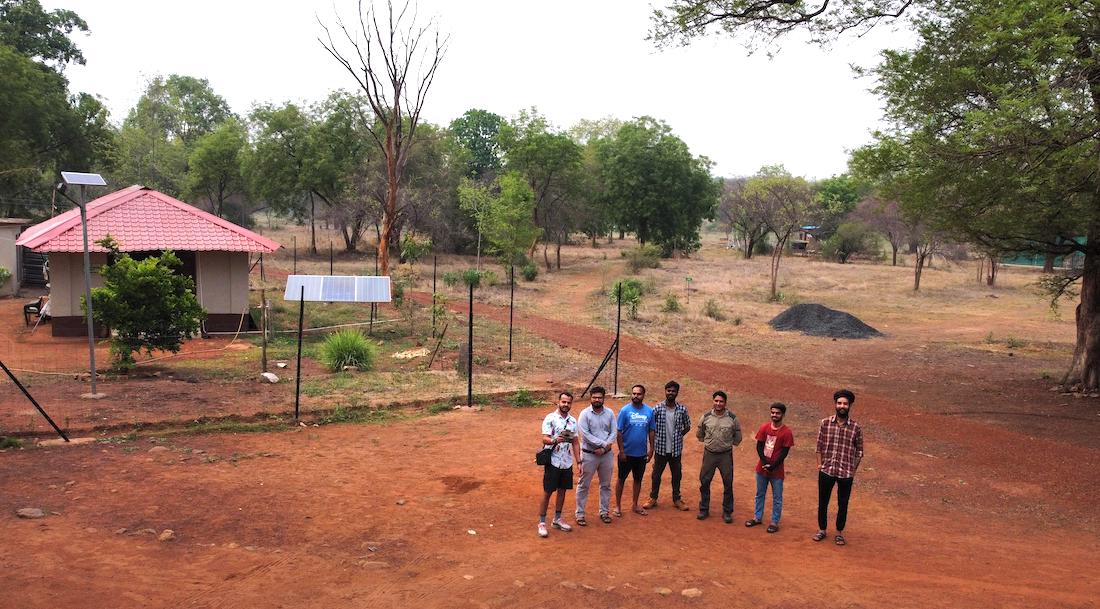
left=543, top=242, right=551, bottom=271
left=556, top=234, right=562, bottom=270
left=618, top=229, right=624, bottom=240
left=985, top=257, right=998, bottom=286
left=769, top=235, right=786, bottom=300
left=913, top=253, right=926, bottom=291
left=744, top=235, right=755, bottom=259
left=891, top=243, right=899, bottom=266
left=1043, top=252, right=1056, bottom=273
left=378, top=133, right=399, bottom=276
left=1063, top=244, right=1100, bottom=391
left=309, top=193, right=318, bottom=254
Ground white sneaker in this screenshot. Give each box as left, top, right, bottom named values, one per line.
left=538, top=522, right=549, bottom=538
left=552, top=519, right=572, bottom=532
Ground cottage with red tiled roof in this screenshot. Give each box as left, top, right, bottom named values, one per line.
left=16, top=186, right=279, bottom=337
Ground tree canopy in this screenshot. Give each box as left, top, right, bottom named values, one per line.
left=597, top=117, right=719, bottom=256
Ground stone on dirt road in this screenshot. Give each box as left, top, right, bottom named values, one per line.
left=260, top=372, right=280, bottom=383
left=16, top=508, right=46, bottom=519
left=681, top=588, right=703, bottom=598
left=149, top=446, right=169, bottom=453
left=158, top=529, right=175, bottom=542
left=655, top=588, right=672, bottom=596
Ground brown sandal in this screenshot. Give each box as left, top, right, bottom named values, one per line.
left=576, top=517, right=587, bottom=526
left=600, top=513, right=613, bottom=524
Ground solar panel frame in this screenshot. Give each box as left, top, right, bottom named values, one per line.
left=284, top=275, right=391, bottom=303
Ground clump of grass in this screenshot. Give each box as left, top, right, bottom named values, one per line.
left=984, top=331, right=996, bottom=344
left=319, top=330, right=379, bottom=372
left=317, top=406, right=393, bottom=425
left=427, top=402, right=451, bottom=415
left=660, top=293, right=682, bottom=313
left=702, top=298, right=726, bottom=321
left=733, top=316, right=743, bottom=326
left=1005, top=336, right=1026, bottom=349
left=623, top=244, right=662, bottom=272
left=0, top=436, right=22, bottom=449
left=510, top=389, right=538, bottom=407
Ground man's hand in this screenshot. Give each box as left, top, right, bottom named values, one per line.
left=617, top=451, right=627, bottom=462
left=646, top=450, right=653, bottom=463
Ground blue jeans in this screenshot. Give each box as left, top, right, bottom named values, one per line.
left=754, top=473, right=784, bottom=524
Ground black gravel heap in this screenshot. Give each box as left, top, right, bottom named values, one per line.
left=768, top=303, right=882, bottom=339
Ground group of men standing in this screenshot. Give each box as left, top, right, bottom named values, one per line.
left=538, top=383, right=864, bottom=546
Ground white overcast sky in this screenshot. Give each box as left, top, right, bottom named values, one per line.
left=50, top=0, right=909, bottom=180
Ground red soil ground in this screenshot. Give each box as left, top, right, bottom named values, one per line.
left=2, top=277, right=1099, bottom=608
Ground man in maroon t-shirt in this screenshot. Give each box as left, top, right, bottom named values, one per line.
left=745, top=403, right=794, bottom=533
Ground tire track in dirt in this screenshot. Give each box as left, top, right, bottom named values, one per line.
left=413, top=290, right=1100, bottom=524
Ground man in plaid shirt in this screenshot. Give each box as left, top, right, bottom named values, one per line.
left=643, top=380, right=692, bottom=511
left=814, top=388, right=864, bottom=546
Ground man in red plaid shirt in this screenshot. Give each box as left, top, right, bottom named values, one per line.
left=813, top=389, right=863, bottom=546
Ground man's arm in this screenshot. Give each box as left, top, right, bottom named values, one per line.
left=696, top=414, right=706, bottom=442
left=772, top=446, right=791, bottom=468
left=647, top=429, right=655, bottom=460
left=731, top=417, right=742, bottom=447
left=853, top=425, right=864, bottom=471
left=816, top=421, right=825, bottom=469
left=680, top=408, right=691, bottom=436
left=756, top=440, right=766, bottom=462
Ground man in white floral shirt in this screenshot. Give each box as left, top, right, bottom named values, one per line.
left=538, top=391, right=581, bottom=538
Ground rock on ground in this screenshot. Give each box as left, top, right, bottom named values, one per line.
left=16, top=508, right=46, bottom=519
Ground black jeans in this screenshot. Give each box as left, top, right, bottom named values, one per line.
left=817, top=471, right=854, bottom=531
left=649, top=453, right=683, bottom=501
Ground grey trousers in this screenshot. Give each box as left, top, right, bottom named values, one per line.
left=575, top=450, right=614, bottom=518
left=699, top=449, right=734, bottom=515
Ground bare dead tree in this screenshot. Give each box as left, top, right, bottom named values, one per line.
left=318, top=0, right=448, bottom=275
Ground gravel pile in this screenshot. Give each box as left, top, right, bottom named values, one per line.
left=768, top=303, right=882, bottom=339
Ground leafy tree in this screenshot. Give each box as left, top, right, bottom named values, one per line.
left=450, top=108, right=505, bottom=180
left=597, top=116, right=718, bottom=256
left=649, top=0, right=917, bottom=48
left=500, top=109, right=584, bottom=269
left=458, top=171, right=542, bottom=267
left=813, top=174, right=865, bottom=240
left=0, top=5, right=115, bottom=214
left=852, top=196, right=906, bottom=266
left=822, top=221, right=876, bottom=263
left=319, top=0, right=449, bottom=276
left=744, top=165, right=815, bottom=300
left=245, top=102, right=317, bottom=249
left=0, top=0, right=88, bottom=67
left=111, top=74, right=234, bottom=198
left=87, top=237, right=205, bottom=369
left=184, top=118, right=250, bottom=223
left=717, top=177, right=767, bottom=258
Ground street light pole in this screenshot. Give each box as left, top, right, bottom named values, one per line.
left=77, top=185, right=102, bottom=398
left=60, top=171, right=107, bottom=399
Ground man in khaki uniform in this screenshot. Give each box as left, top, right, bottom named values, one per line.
left=696, top=390, right=742, bottom=523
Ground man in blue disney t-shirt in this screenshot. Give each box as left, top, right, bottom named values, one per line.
left=614, top=384, right=655, bottom=516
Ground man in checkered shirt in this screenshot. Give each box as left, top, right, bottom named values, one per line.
left=813, top=388, right=864, bottom=546
left=643, top=380, right=692, bottom=511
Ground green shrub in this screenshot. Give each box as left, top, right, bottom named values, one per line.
left=442, top=271, right=462, bottom=287
left=623, top=244, right=662, bottom=272
left=521, top=262, right=538, bottom=281
left=0, top=266, right=11, bottom=288
left=400, top=235, right=432, bottom=263
left=822, top=222, right=876, bottom=263
left=0, top=436, right=22, bottom=450
left=661, top=293, right=682, bottom=313
left=702, top=299, right=726, bottom=321
left=319, top=330, right=379, bottom=372
left=510, top=389, right=538, bottom=407
left=1005, top=336, right=1026, bottom=349
left=753, top=240, right=774, bottom=256
left=610, top=278, right=647, bottom=320
left=428, top=402, right=451, bottom=414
